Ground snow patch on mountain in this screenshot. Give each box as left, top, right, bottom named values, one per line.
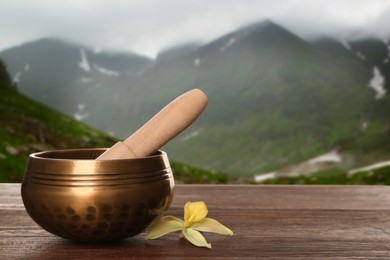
left=384, top=42, right=390, bottom=64
left=308, top=150, right=341, bottom=164
left=12, top=63, right=30, bottom=84
left=220, top=37, right=236, bottom=52
left=93, top=47, right=102, bottom=54
left=93, top=64, right=120, bottom=76
left=80, top=77, right=93, bottom=83
left=356, top=51, right=366, bottom=60
left=349, top=160, right=390, bottom=175
left=341, top=40, right=351, bottom=50
left=136, top=64, right=153, bottom=76
left=368, top=66, right=386, bottom=99
left=360, top=119, right=369, bottom=131
left=74, top=103, right=89, bottom=120
left=253, top=150, right=343, bottom=183
left=181, top=130, right=201, bottom=141
left=13, top=72, right=22, bottom=84
left=254, top=172, right=276, bottom=182
left=78, top=49, right=91, bottom=72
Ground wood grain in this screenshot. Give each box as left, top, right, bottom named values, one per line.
left=2, top=184, right=390, bottom=259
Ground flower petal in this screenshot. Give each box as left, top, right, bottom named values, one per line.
left=145, top=216, right=183, bottom=240
left=147, top=215, right=183, bottom=230
left=182, top=228, right=212, bottom=249
left=191, top=217, right=233, bottom=236
left=184, top=201, right=208, bottom=226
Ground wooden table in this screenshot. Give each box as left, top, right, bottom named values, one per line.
left=1, top=184, right=390, bottom=259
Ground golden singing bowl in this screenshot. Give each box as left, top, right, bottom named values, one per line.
left=21, top=148, right=174, bottom=242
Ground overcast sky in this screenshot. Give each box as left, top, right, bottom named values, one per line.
left=1, top=0, right=390, bottom=58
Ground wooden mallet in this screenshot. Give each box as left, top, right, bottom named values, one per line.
left=96, top=89, right=208, bottom=160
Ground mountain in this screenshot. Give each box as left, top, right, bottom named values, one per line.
left=0, top=59, right=120, bottom=181
left=1, top=21, right=390, bottom=177
left=105, top=21, right=389, bottom=175
left=0, top=59, right=230, bottom=183
left=156, top=42, right=202, bottom=61
left=347, top=38, right=390, bottom=85
left=0, top=38, right=152, bottom=120
left=0, top=60, right=12, bottom=88
left=312, top=37, right=390, bottom=97
left=312, top=37, right=390, bottom=130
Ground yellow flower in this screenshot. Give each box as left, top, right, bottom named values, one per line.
left=145, top=201, right=233, bottom=249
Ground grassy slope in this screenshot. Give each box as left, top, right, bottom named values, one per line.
left=2, top=51, right=389, bottom=185
left=0, top=86, right=117, bottom=182
left=0, top=86, right=231, bottom=183
left=106, top=23, right=387, bottom=176
left=11, top=73, right=389, bottom=186
left=0, top=60, right=230, bottom=183
left=2, top=24, right=389, bottom=179
left=262, top=166, right=390, bottom=185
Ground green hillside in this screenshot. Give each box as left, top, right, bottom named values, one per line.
left=89, top=21, right=389, bottom=176
left=0, top=59, right=230, bottom=183
left=0, top=70, right=116, bottom=181
left=262, top=166, right=390, bottom=185
left=0, top=38, right=152, bottom=115
left=1, top=21, right=390, bottom=178
left=0, top=60, right=12, bottom=88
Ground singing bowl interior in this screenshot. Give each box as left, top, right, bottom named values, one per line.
left=26, top=148, right=171, bottom=175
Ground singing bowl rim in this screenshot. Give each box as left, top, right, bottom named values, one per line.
left=26, top=148, right=170, bottom=175
left=25, top=168, right=172, bottom=180
left=23, top=173, right=173, bottom=186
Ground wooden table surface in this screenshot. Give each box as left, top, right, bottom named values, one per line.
left=1, top=184, right=390, bottom=259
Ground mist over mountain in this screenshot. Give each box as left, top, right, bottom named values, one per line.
left=156, top=42, right=202, bottom=62
left=0, top=58, right=118, bottom=181
left=1, top=20, right=389, bottom=177
left=0, top=38, right=152, bottom=118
